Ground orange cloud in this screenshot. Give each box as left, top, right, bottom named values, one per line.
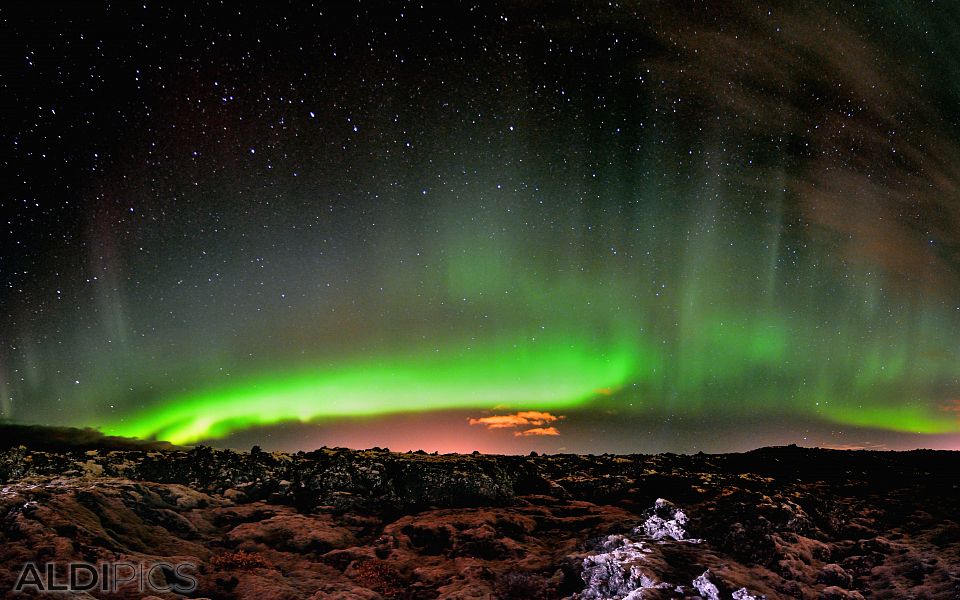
left=514, top=411, right=561, bottom=423
left=514, top=427, right=560, bottom=437
left=468, top=411, right=565, bottom=432
left=468, top=415, right=532, bottom=429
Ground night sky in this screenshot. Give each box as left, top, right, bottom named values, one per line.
left=4, top=1, right=960, bottom=454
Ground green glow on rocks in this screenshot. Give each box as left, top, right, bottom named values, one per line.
left=99, top=335, right=653, bottom=444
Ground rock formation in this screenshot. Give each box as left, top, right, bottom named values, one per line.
left=0, top=440, right=957, bottom=598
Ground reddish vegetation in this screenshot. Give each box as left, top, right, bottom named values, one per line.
left=210, top=550, right=273, bottom=572
left=0, top=445, right=957, bottom=598
left=352, top=559, right=408, bottom=599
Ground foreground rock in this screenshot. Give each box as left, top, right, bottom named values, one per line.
left=0, top=444, right=957, bottom=598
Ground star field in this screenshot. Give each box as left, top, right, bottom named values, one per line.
left=3, top=1, right=960, bottom=453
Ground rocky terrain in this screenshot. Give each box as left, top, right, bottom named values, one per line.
left=0, top=432, right=957, bottom=599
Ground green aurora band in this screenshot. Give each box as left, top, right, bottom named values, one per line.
left=100, top=335, right=650, bottom=444
left=97, top=301, right=960, bottom=444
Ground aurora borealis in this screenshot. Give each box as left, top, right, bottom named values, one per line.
left=4, top=1, right=960, bottom=453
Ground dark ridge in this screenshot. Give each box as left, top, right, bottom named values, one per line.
left=0, top=423, right=180, bottom=452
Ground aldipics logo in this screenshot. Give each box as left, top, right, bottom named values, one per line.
left=13, top=561, right=198, bottom=594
